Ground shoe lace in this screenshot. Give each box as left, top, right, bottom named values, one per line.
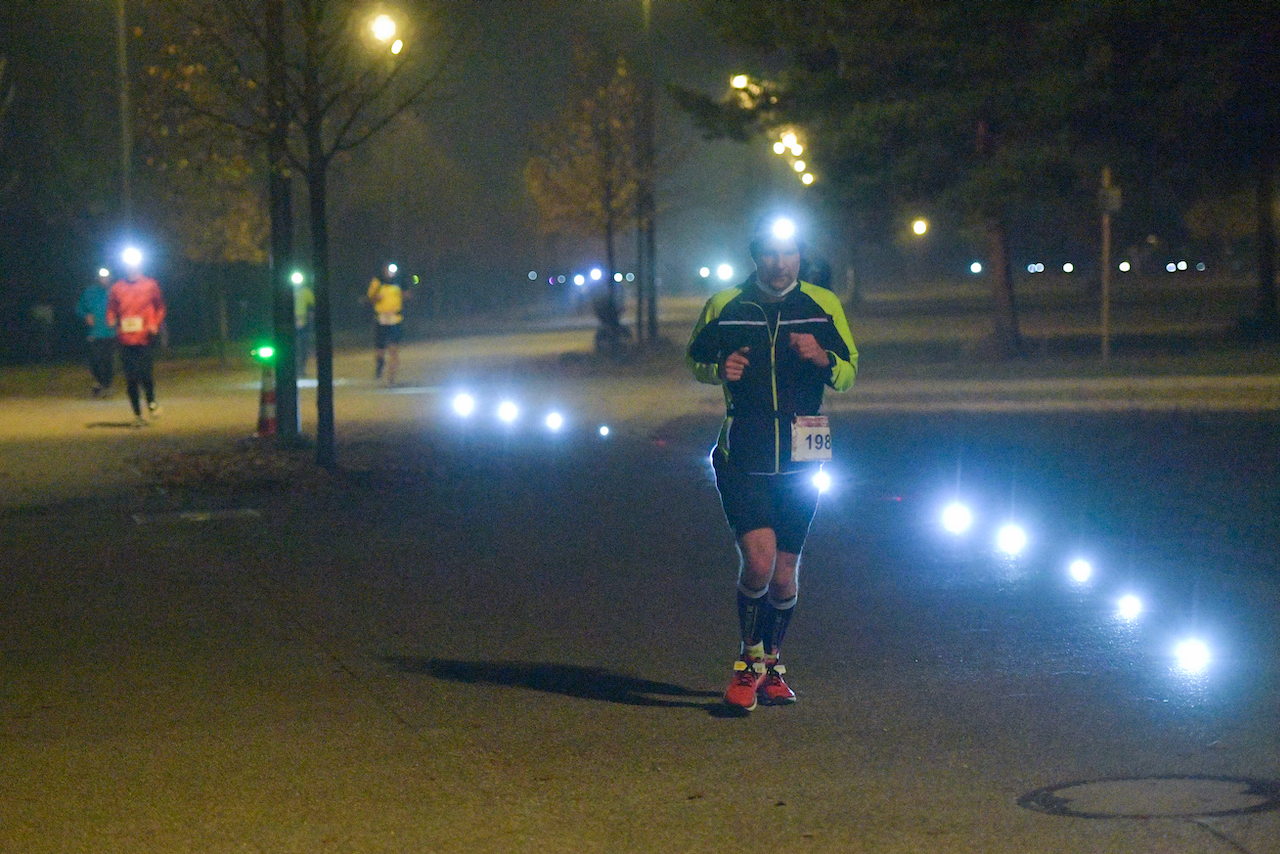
left=734, top=659, right=762, bottom=686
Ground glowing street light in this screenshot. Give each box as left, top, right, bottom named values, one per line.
left=290, top=270, right=305, bottom=286
left=371, top=14, right=397, bottom=41
left=716, top=263, right=734, bottom=281
left=912, top=219, right=928, bottom=236
left=699, top=267, right=711, bottom=278
left=451, top=393, right=476, bottom=417
left=773, top=141, right=786, bottom=154
left=793, top=160, right=806, bottom=172
left=391, top=39, right=403, bottom=55
left=731, top=74, right=749, bottom=89
left=801, top=173, right=814, bottom=185
left=590, top=268, right=603, bottom=281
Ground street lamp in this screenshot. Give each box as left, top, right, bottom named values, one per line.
left=913, top=219, right=928, bottom=236
left=371, top=14, right=396, bottom=41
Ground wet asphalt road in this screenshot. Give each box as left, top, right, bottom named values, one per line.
left=2, top=364, right=1280, bottom=851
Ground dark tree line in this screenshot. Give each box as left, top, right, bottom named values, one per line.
left=679, top=0, right=1280, bottom=354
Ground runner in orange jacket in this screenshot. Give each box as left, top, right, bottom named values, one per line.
left=106, top=259, right=167, bottom=425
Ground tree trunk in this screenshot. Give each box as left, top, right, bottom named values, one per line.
left=308, top=158, right=336, bottom=469
left=988, top=218, right=1022, bottom=358
left=265, top=0, right=298, bottom=442
left=1256, top=154, right=1278, bottom=333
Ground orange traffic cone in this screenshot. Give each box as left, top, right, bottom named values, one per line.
left=256, top=363, right=277, bottom=437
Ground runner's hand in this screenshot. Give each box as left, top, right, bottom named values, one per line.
left=722, top=347, right=750, bottom=382
left=789, top=333, right=830, bottom=367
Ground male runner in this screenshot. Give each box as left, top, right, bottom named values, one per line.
left=687, top=214, right=857, bottom=712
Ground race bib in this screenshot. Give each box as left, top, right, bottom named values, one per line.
left=377, top=312, right=399, bottom=326
left=119, top=316, right=144, bottom=333
left=791, top=415, right=832, bottom=461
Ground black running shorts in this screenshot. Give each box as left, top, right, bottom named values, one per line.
left=374, top=322, right=403, bottom=348
left=713, top=459, right=821, bottom=554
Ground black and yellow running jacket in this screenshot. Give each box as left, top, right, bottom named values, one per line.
left=687, top=280, right=857, bottom=474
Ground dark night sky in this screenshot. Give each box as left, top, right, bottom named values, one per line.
left=1, top=0, right=810, bottom=322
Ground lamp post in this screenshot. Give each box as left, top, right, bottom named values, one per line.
left=115, top=0, right=132, bottom=226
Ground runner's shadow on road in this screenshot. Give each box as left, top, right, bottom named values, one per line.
left=387, top=657, right=721, bottom=710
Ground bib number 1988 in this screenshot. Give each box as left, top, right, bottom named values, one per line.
left=791, top=415, right=832, bottom=461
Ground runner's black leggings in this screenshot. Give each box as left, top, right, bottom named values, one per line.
left=119, top=343, right=155, bottom=416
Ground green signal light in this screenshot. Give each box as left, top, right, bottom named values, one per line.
left=252, top=345, right=276, bottom=362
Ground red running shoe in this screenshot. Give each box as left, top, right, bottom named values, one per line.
left=758, top=661, right=796, bottom=705
left=723, top=658, right=766, bottom=712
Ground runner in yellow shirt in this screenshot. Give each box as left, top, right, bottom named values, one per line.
left=367, top=262, right=408, bottom=386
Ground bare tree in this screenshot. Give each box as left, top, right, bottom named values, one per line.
left=141, top=1, right=473, bottom=465
left=525, top=53, right=640, bottom=354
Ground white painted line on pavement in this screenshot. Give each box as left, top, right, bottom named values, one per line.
left=132, top=508, right=263, bottom=525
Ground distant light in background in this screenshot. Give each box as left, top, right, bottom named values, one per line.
left=387, top=263, right=398, bottom=275
left=801, top=173, right=814, bottom=185
left=790, top=143, right=803, bottom=156
left=573, top=274, right=585, bottom=286
left=912, top=219, right=928, bottom=236
left=812, top=469, right=831, bottom=493
left=590, top=268, right=602, bottom=281
left=1166, top=262, right=1177, bottom=272
left=773, top=141, right=786, bottom=154
left=793, top=160, right=806, bottom=172
left=1119, top=261, right=1131, bottom=272
left=545, top=412, right=564, bottom=431
left=970, top=261, right=983, bottom=274
left=1196, top=262, right=1206, bottom=271
left=98, top=267, right=111, bottom=278
left=497, top=401, right=519, bottom=423
left=625, top=272, right=635, bottom=282
left=996, top=523, right=1028, bottom=556
left=1063, top=263, right=1075, bottom=273
left=941, top=502, right=973, bottom=534
left=731, top=74, right=749, bottom=89
left=613, top=272, right=623, bottom=282
left=716, top=263, right=734, bottom=281
left=390, top=39, right=403, bottom=55
left=1068, top=559, right=1093, bottom=583
left=290, top=270, right=305, bottom=286
left=557, top=275, right=566, bottom=283
left=1174, top=638, right=1211, bottom=673
left=699, top=267, right=711, bottom=278
left=1177, top=260, right=1188, bottom=271
left=528, top=271, right=537, bottom=280
left=599, top=425, right=610, bottom=437
left=122, top=246, right=143, bottom=267
left=1117, top=594, right=1143, bottom=620
left=782, top=131, right=798, bottom=148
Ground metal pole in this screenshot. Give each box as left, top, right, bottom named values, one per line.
left=1100, top=166, right=1112, bottom=365
left=116, top=0, right=132, bottom=226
